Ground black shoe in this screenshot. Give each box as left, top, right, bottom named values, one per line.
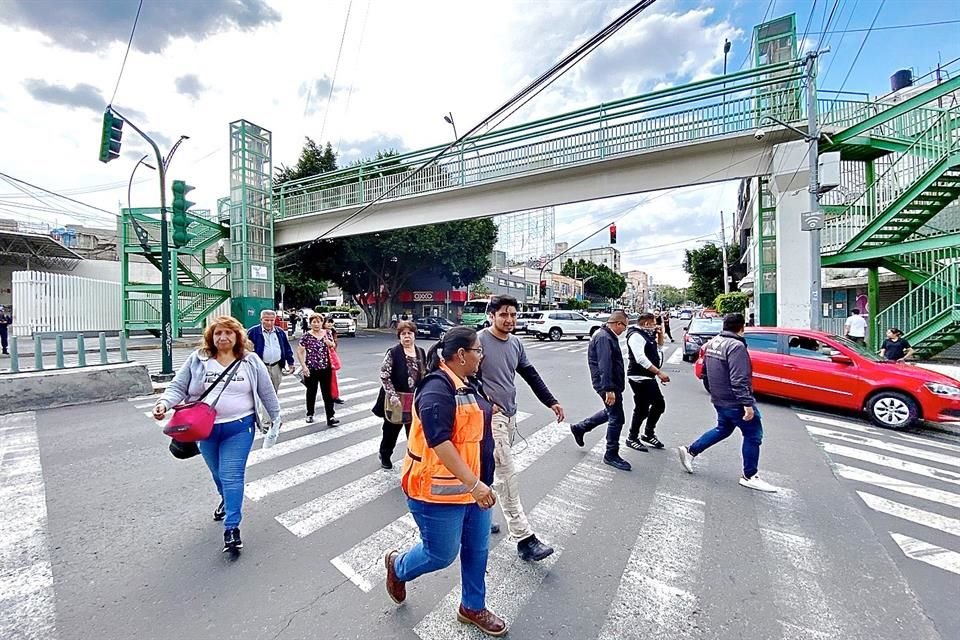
left=380, top=456, right=393, bottom=470
left=327, top=418, right=340, bottom=427
left=305, top=415, right=314, bottom=424
left=517, top=535, right=554, bottom=562
left=222, top=527, right=242, bottom=552
left=625, top=438, right=648, bottom=452
left=334, top=398, right=345, bottom=405
left=640, top=434, right=665, bottom=449
left=603, top=455, right=632, bottom=471
left=213, top=498, right=225, bottom=521
left=490, top=523, right=501, bottom=535
left=570, top=424, right=585, bottom=448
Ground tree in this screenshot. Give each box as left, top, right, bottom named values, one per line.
left=714, top=292, right=750, bottom=314
left=565, top=297, right=590, bottom=310
left=560, top=259, right=627, bottom=300
left=658, top=285, right=686, bottom=308
left=682, top=243, right=745, bottom=306
left=274, top=270, right=329, bottom=310
left=274, top=138, right=337, bottom=185
left=286, top=218, right=498, bottom=327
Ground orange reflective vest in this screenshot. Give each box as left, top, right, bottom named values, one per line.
left=401, top=365, right=485, bottom=504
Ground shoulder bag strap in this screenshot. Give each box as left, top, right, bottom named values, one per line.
left=197, top=359, right=242, bottom=406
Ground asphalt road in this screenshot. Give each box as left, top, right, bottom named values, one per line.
left=4, top=329, right=959, bottom=640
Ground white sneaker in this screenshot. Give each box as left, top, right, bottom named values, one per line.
left=676, top=446, right=695, bottom=473
left=739, top=475, right=778, bottom=493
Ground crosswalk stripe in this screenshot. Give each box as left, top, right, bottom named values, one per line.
left=819, top=443, right=960, bottom=487
left=245, top=435, right=383, bottom=501
left=834, top=463, right=960, bottom=509
left=666, top=347, right=684, bottom=364
left=247, top=416, right=383, bottom=466
left=0, top=412, right=57, bottom=640
left=276, top=379, right=372, bottom=397
left=799, top=413, right=960, bottom=454
left=858, top=491, right=960, bottom=537
left=596, top=491, right=705, bottom=640
left=414, top=441, right=614, bottom=640
left=807, top=425, right=960, bottom=468
left=890, top=532, right=960, bottom=576
left=328, top=414, right=557, bottom=587
left=253, top=405, right=369, bottom=442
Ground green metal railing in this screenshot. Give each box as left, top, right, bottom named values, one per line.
left=822, top=106, right=959, bottom=253
left=2, top=332, right=128, bottom=374
left=885, top=247, right=960, bottom=283
left=875, top=263, right=959, bottom=339
left=277, top=60, right=871, bottom=219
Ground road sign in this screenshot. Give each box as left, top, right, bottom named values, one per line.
left=801, top=210, right=823, bottom=231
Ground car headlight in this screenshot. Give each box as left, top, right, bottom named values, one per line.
left=925, top=382, right=960, bottom=397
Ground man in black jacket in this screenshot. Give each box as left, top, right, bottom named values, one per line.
left=570, top=310, right=632, bottom=471
left=676, top=313, right=778, bottom=492
left=625, top=313, right=670, bottom=451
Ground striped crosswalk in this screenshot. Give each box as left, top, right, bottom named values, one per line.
left=802, top=412, right=960, bottom=576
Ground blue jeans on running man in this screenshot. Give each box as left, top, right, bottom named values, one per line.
left=198, top=414, right=255, bottom=529
left=394, top=498, right=492, bottom=611
left=688, top=404, right=763, bottom=478
left=576, top=392, right=626, bottom=457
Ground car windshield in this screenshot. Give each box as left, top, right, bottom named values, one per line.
left=688, top=319, right=724, bottom=333
left=831, top=335, right=885, bottom=361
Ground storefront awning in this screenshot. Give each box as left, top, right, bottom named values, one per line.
left=0, top=230, right=83, bottom=270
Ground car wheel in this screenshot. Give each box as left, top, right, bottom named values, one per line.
left=866, top=391, right=919, bottom=430
left=549, top=328, right=563, bottom=342
left=589, top=326, right=599, bottom=336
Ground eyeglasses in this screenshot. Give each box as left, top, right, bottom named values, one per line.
left=464, top=347, right=484, bottom=354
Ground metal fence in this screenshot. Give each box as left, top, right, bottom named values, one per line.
left=12, top=271, right=122, bottom=337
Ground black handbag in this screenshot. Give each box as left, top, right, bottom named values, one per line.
left=169, top=439, right=201, bottom=460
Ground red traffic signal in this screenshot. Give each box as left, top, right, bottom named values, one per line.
left=609, top=224, right=617, bottom=244
left=539, top=279, right=547, bottom=294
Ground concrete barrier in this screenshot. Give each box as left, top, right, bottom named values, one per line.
left=0, top=363, right=153, bottom=415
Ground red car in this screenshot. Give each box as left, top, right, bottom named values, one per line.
left=694, top=327, right=960, bottom=430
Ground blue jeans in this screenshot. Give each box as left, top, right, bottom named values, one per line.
left=395, top=498, right=492, bottom=610
left=198, top=414, right=255, bottom=529
left=689, top=404, right=763, bottom=479
left=577, top=391, right=626, bottom=457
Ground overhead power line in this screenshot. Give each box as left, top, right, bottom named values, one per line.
left=808, top=18, right=960, bottom=35
left=109, top=0, right=144, bottom=105
left=0, top=171, right=118, bottom=219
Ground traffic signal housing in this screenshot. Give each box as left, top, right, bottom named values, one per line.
left=98, top=109, right=123, bottom=163
left=609, top=224, right=617, bottom=244
left=171, top=180, right=196, bottom=248
left=539, top=279, right=547, bottom=297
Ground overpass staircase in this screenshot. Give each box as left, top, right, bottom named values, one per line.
left=821, top=75, right=960, bottom=357
left=121, top=208, right=231, bottom=335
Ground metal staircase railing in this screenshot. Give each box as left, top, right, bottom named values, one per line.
left=875, top=263, right=959, bottom=341
left=822, top=106, right=959, bottom=253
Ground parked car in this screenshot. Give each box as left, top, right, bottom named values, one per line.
left=515, top=312, right=537, bottom=334
left=693, top=327, right=960, bottom=430
left=415, top=316, right=455, bottom=339
left=526, top=311, right=602, bottom=341
left=682, top=318, right=724, bottom=361
left=326, top=311, right=357, bottom=337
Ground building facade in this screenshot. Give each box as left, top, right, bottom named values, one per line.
left=562, top=246, right=621, bottom=273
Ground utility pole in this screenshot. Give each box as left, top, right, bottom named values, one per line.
left=719, top=209, right=730, bottom=294
left=805, top=52, right=822, bottom=331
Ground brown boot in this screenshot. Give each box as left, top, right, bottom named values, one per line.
left=457, top=605, right=507, bottom=637
left=384, top=550, right=406, bottom=604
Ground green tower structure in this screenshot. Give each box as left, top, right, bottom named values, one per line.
left=228, top=120, right=276, bottom=328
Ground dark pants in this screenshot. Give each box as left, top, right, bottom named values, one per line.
left=689, top=404, right=763, bottom=478
left=379, top=419, right=410, bottom=462
left=849, top=336, right=865, bottom=345
left=663, top=324, right=673, bottom=340
left=627, top=379, right=665, bottom=440
left=304, top=367, right=335, bottom=419
left=0, top=327, right=7, bottom=353
left=576, top=391, right=625, bottom=457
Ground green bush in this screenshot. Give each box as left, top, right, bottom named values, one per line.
left=713, top=292, right=750, bottom=315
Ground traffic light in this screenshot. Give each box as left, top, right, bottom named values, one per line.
left=98, top=109, right=123, bottom=163
left=171, top=180, right=196, bottom=248
left=609, top=224, right=617, bottom=244
left=539, top=279, right=547, bottom=297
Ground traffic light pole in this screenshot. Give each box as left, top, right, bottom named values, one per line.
left=538, top=220, right=616, bottom=308
left=110, top=107, right=174, bottom=380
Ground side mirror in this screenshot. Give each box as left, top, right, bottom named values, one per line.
left=830, top=354, right=853, bottom=365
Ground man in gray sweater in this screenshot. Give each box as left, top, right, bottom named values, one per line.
left=479, top=296, right=565, bottom=562
left=676, top=313, right=778, bottom=492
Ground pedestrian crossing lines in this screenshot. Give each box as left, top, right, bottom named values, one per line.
left=801, top=412, right=960, bottom=576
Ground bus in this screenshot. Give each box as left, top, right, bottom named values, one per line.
left=461, top=298, right=492, bottom=329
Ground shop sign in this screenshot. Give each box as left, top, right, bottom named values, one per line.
left=413, top=291, right=435, bottom=302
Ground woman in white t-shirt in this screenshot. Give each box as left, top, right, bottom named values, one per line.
left=154, top=316, right=281, bottom=553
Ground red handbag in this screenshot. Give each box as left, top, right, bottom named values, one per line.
left=164, top=359, right=242, bottom=442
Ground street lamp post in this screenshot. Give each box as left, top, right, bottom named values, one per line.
left=443, top=112, right=465, bottom=185
left=127, top=155, right=156, bottom=213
